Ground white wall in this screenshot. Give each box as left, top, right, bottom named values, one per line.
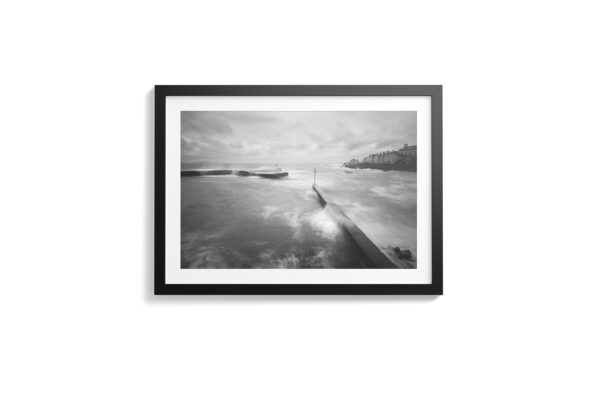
left=1, top=1, right=599, bottom=399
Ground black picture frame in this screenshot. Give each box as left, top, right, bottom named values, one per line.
left=154, top=85, right=442, bottom=295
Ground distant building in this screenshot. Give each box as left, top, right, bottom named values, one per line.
left=386, top=152, right=401, bottom=163
left=397, top=144, right=417, bottom=157
left=362, top=150, right=403, bottom=164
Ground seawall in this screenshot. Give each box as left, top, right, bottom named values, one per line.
left=312, top=184, right=396, bottom=269
left=181, top=169, right=232, bottom=176
left=181, top=169, right=288, bottom=178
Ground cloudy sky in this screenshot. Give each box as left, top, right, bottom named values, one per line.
left=181, top=111, right=416, bottom=164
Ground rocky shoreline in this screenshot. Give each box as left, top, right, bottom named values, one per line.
left=344, top=162, right=416, bottom=172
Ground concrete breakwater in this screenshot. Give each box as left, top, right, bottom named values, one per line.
left=312, top=184, right=397, bottom=269
left=181, top=169, right=289, bottom=178
left=182, top=169, right=232, bottom=176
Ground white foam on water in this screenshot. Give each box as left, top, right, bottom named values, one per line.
left=261, top=206, right=278, bottom=219
left=256, top=248, right=331, bottom=269
left=370, top=185, right=404, bottom=201
left=303, top=190, right=318, bottom=201
left=307, top=209, right=340, bottom=240
left=282, top=210, right=301, bottom=229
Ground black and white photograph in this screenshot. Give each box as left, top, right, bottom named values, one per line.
left=180, top=111, right=418, bottom=270
left=155, top=85, right=442, bottom=295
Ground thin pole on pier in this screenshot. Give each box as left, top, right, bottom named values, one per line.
left=314, top=168, right=316, bottom=185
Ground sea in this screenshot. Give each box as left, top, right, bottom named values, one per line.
left=181, top=163, right=417, bottom=269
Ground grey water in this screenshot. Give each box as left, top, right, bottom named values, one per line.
left=181, top=163, right=416, bottom=269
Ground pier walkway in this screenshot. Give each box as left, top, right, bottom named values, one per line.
left=312, top=184, right=396, bottom=269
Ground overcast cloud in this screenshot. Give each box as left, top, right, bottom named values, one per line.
left=181, top=111, right=416, bottom=164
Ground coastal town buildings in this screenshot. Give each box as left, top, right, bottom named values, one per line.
left=361, top=150, right=400, bottom=164
left=345, top=144, right=417, bottom=171
left=396, top=144, right=417, bottom=157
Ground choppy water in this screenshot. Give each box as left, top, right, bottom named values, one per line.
left=181, top=163, right=416, bottom=269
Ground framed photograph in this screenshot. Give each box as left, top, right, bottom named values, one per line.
left=155, top=85, right=442, bottom=295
